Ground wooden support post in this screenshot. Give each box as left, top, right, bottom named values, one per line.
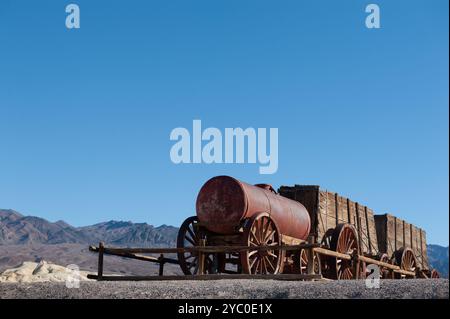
left=352, top=250, right=359, bottom=279
left=355, top=203, right=363, bottom=254
left=198, top=238, right=206, bottom=275
left=306, top=235, right=315, bottom=278
left=364, top=206, right=372, bottom=254
left=158, top=254, right=165, bottom=276
left=98, top=242, right=104, bottom=281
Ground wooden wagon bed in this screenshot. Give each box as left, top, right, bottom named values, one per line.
left=375, top=214, right=429, bottom=270
left=278, top=185, right=429, bottom=270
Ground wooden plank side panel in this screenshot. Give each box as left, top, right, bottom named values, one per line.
left=375, top=214, right=396, bottom=257
left=326, top=192, right=338, bottom=235
left=374, top=215, right=387, bottom=254
left=395, top=217, right=404, bottom=251
left=316, top=190, right=329, bottom=244
left=347, top=200, right=358, bottom=228
left=337, top=195, right=349, bottom=224
left=357, top=204, right=370, bottom=254
left=366, top=208, right=379, bottom=255
left=315, top=191, right=339, bottom=248
left=292, top=187, right=318, bottom=239
left=403, top=221, right=411, bottom=249
left=420, top=229, right=429, bottom=270
left=411, top=225, right=422, bottom=267
left=386, top=214, right=396, bottom=257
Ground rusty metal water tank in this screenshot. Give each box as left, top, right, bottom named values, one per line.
left=196, top=176, right=311, bottom=240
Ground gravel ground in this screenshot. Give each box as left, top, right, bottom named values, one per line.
left=0, top=279, right=448, bottom=299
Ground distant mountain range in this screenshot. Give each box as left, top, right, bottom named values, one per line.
left=428, top=244, right=449, bottom=278
left=0, top=209, right=177, bottom=247
left=0, top=209, right=448, bottom=277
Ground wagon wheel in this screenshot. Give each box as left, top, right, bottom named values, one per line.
left=379, top=253, right=394, bottom=279
left=177, top=216, right=215, bottom=275
left=296, top=249, right=321, bottom=275
left=240, top=212, right=283, bottom=274
left=320, top=228, right=334, bottom=249
left=319, top=228, right=335, bottom=276
left=394, top=248, right=417, bottom=279
left=330, top=223, right=359, bottom=280
left=431, top=269, right=440, bottom=279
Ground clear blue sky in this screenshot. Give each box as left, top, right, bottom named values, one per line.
left=0, top=0, right=448, bottom=245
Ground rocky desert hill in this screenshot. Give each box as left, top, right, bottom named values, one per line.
left=0, top=260, right=91, bottom=283
left=0, top=209, right=180, bottom=275
left=0, top=209, right=177, bottom=247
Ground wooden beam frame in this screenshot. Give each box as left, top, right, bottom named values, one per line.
left=87, top=273, right=322, bottom=281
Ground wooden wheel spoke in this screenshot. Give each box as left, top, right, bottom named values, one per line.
left=264, top=228, right=275, bottom=243
left=187, top=227, right=197, bottom=242
left=254, top=259, right=261, bottom=273
left=346, top=268, right=353, bottom=279
left=250, top=230, right=260, bottom=244
left=259, top=218, right=266, bottom=243
left=347, top=239, right=355, bottom=252
left=188, top=257, right=198, bottom=268
left=265, top=257, right=275, bottom=272
left=250, top=256, right=258, bottom=269
left=185, top=236, right=196, bottom=246
left=193, top=262, right=199, bottom=273
left=259, top=258, right=264, bottom=273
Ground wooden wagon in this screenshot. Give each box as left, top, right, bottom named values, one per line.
left=87, top=178, right=439, bottom=281
left=278, top=185, right=437, bottom=279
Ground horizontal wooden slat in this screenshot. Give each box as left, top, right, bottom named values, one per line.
left=314, top=247, right=352, bottom=260
left=87, top=273, right=323, bottom=281
left=89, top=243, right=319, bottom=254
left=358, top=255, right=399, bottom=270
